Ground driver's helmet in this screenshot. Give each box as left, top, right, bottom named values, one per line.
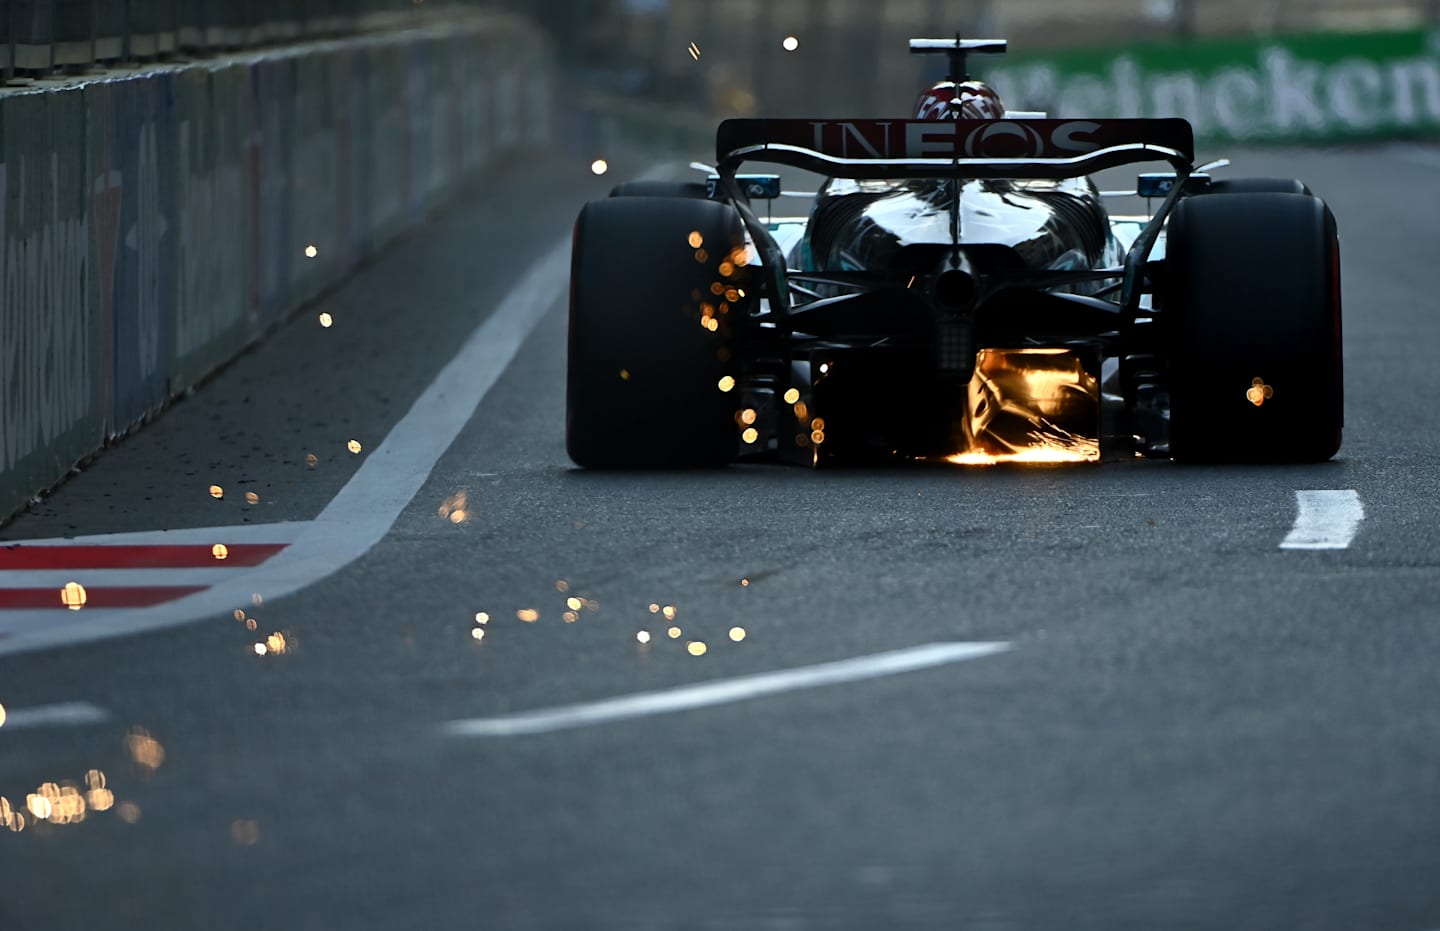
left=914, top=80, right=1006, bottom=120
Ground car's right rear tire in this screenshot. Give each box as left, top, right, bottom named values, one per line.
left=1206, top=178, right=1313, bottom=197
left=1165, top=192, right=1342, bottom=463
left=567, top=196, right=750, bottom=468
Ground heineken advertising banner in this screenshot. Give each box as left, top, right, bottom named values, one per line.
left=990, top=28, right=1440, bottom=145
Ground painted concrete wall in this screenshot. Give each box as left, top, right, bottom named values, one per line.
left=0, top=15, right=552, bottom=521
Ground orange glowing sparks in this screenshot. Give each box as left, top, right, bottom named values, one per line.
left=304, top=245, right=319, bottom=258
left=0, top=704, right=6, bottom=728
left=305, top=453, right=319, bottom=468
left=662, top=605, right=678, bottom=620
left=729, top=627, right=747, bottom=642
left=566, top=597, right=583, bottom=611
left=739, top=408, right=758, bottom=426
left=688, top=40, right=701, bottom=60
left=668, top=626, right=683, bottom=639
left=783, top=388, right=801, bottom=405
left=619, top=369, right=631, bottom=381
left=125, top=728, right=165, bottom=771
left=783, top=35, right=800, bottom=51
left=471, top=628, right=486, bottom=642
left=556, top=580, right=570, bottom=593
left=946, top=447, right=1097, bottom=466
left=231, top=820, right=261, bottom=846
left=265, top=633, right=288, bottom=655
left=563, top=611, right=579, bottom=623
left=245, top=492, right=260, bottom=506
left=1247, top=377, right=1275, bottom=407
left=591, top=159, right=609, bottom=176
left=718, top=375, right=736, bottom=393
left=518, top=609, right=540, bottom=623
left=438, top=490, right=469, bottom=523
left=347, top=439, right=363, bottom=454
left=695, top=248, right=710, bottom=263
left=319, top=312, right=334, bottom=328
left=474, top=612, right=490, bottom=625
left=209, top=484, right=224, bottom=499
left=636, top=630, right=652, bottom=644
left=741, top=578, right=750, bottom=587
left=743, top=428, right=760, bottom=445
left=253, top=643, right=268, bottom=655
left=688, top=231, right=705, bottom=249
left=27, top=794, right=52, bottom=821
left=60, top=581, right=87, bottom=610
left=687, top=641, right=708, bottom=656
left=211, top=544, right=229, bottom=561
left=649, top=603, right=661, bottom=614
left=245, top=618, right=258, bottom=631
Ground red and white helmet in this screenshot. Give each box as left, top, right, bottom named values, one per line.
left=914, top=80, right=1006, bottom=120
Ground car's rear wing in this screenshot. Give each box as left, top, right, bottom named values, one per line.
left=716, top=118, right=1195, bottom=180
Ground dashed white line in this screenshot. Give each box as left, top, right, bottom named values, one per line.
left=441, top=641, right=1012, bottom=738
left=1281, top=489, right=1364, bottom=550
left=0, top=702, right=111, bottom=731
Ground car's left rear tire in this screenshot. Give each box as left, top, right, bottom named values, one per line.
left=609, top=180, right=709, bottom=200
left=567, top=197, right=749, bottom=468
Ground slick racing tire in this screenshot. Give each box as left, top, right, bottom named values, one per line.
left=567, top=197, right=748, bottom=468
left=1165, top=192, right=1342, bottom=463
left=609, top=180, right=710, bottom=200
left=1207, top=178, right=1313, bottom=197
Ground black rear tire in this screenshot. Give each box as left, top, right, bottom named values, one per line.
left=567, top=197, right=749, bottom=468
left=1165, top=192, right=1342, bottom=463
left=1207, top=178, right=1313, bottom=197
left=609, top=180, right=710, bottom=200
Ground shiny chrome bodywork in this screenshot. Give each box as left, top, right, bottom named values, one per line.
left=709, top=116, right=1199, bottom=464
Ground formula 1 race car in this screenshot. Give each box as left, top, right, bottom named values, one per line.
left=567, top=37, right=1342, bottom=467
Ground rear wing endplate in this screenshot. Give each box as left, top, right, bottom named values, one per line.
left=717, top=118, right=1195, bottom=179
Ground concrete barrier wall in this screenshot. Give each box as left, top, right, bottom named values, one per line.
left=0, top=14, right=552, bottom=521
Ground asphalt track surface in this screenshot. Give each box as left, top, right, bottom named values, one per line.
left=2, top=143, right=1439, bottom=930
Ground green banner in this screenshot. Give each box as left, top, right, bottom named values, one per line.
left=991, top=28, right=1440, bottom=146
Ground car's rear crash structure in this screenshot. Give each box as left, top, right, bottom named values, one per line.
left=567, top=40, right=1342, bottom=468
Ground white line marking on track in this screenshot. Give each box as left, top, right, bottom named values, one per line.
left=0, top=237, right=572, bottom=657
left=1, top=523, right=309, bottom=547
left=1281, top=489, right=1364, bottom=550
left=0, top=702, right=111, bottom=730
left=441, top=641, right=1012, bottom=738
